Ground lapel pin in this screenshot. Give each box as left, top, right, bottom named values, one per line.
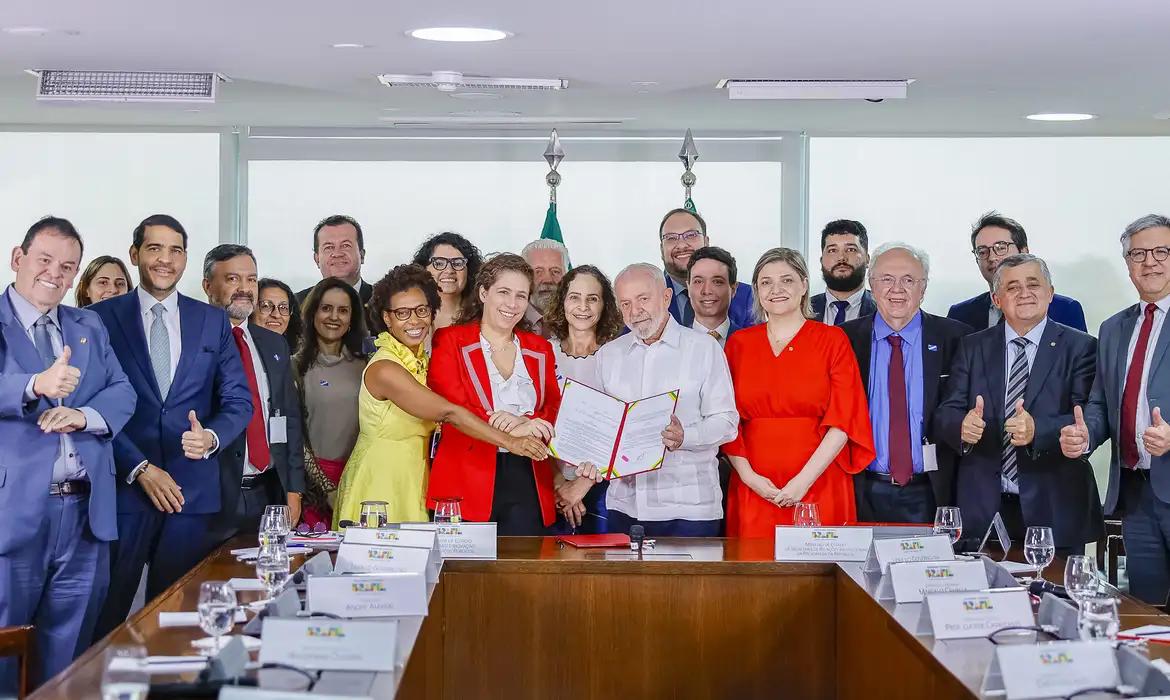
left=927, top=344, right=938, bottom=351
left=79, top=337, right=87, bottom=344
left=274, top=354, right=280, bottom=361
left=319, top=380, right=330, bottom=387
left=1050, top=341, right=1056, bottom=347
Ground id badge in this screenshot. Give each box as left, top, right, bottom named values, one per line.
left=922, top=442, right=938, bottom=472
left=269, top=414, right=288, bottom=444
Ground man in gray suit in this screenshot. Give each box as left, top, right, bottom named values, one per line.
left=1061, top=213, right=1170, bottom=604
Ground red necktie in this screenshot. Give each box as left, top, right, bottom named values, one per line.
left=232, top=326, right=270, bottom=471
left=1121, top=303, right=1158, bottom=468
left=887, top=335, right=913, bottom=486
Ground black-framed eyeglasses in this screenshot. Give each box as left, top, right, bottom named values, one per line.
left=389, top=305, right=434, bottom=321
left=660, top=230, right=704, bottom=245
left=972, top=241, right=1016, bottom=260
left=1125, top=246, right=1170, bottom=264
left=428, top=256, right=467, bottom=271
left=258, top=300, right=291, bottom=317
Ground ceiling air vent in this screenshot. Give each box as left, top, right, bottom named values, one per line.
left=716, top=79, right=912, bottom=100
left=378, top=71, right=566, bottom=93
left=34, top=70, right=226, bottom=103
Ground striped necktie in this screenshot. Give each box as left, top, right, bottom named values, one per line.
left=149, top=303, right=172, bottom=398
left=1002, top=337, right=1030, bottom=486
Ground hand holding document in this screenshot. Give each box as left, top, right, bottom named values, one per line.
left=549, top=379, right=679, bottom=479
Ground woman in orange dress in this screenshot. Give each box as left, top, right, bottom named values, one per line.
left=724, top=247, right=875, bottom=537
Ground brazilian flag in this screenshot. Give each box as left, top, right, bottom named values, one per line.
left=540, top=201, right=570, bottom=269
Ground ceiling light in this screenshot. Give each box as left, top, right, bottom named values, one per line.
left=407, top=27, right=510, bottom=42
left=448, top=91, right=502, bottom=101
left=3, top=26, right=78, bottom=36
left=34, top=70, right=226, bottom=103
left=1025, top=113, right=1095, bottom=121
left=718, top=79, right=912, bottom=100
left=632, top=81, right=658, bottom=87
left=331, top=43, right=367, bottom=49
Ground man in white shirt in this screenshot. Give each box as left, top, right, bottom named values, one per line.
left=596, top=263, right=738, bottom=537
left=686, top=246, right=742, bottom=347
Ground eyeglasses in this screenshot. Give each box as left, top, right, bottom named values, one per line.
left=1125, top=246, right=1170, bottom=264
left=428, top=256, right=467, bottom=271
left=258, top=301, right=291, bottom=317
left=972, top=241, right=1017, bottom=260
left=660, top=230, right=704, bottom=245
left=389, top=305, right=434, bottom=321
left=872, top=275, right=923, bottom=290
left=294, top=521, right=329, bottom=537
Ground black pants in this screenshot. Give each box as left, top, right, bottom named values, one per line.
left=998, top=492, right=1083, bottom=558
left=221, top=470, right=284, bottom=542
left=490, top=453, right=547, bottom=536
left=857, top=473, right=936, bottom=524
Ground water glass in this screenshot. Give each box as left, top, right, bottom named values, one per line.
left=1064, top=555, right=1101, bottom=605
left=1022, top=526, right=1055, bottom=582
left=434, top=497, right=463, bottom=524
left=260, top=505, right=290, bottom=546
left=793, top=502, right=821, bottom=528
left=1077, top=594, right=1120, bottom=640
left=359, top=500, right=389, bottom=528
left=197, top=581, right=237, bottom=653
left=256, top=542, right=291, bottom=598
left=933, top=507, right=963, bottom=544
left=101, top=645, right=148, bottom=700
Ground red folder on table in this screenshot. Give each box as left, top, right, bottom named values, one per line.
left=555, top=534, right=631, bottom=548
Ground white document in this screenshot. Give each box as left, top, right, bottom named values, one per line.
left=773, top=526, right=873, bottom=562
left=918, top=589, right=1035, bottom=640
left=227, top=577, right=267, bottom=591
left=220, top=689, right=371, bottom=700
left=159, top=609, right=245, bottom=627
left=993, top=641, right=1119, bottom=700
left=887, top=559, right=989, bottom=603
left=260, top=618, right=397, bottom=672
left=307, top=572, right=428, bottom=618
left=401, top=522, right=498, bottom=559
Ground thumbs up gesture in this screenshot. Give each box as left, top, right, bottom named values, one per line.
left=1143, top=406, right=1170, bottom=457
left=1060, top=406, right=1091, bottom=458
left=181, top=410, right=216, bottom=460
left=1004, top=398, right=1035, bottom=447
left=32, top=345, right=80, bottom=399
left=961, top=395, right=986, bottom=445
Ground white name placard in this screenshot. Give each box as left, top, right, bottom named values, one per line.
left=990, top=641, right=1119, bottom=700
left=220, top=689, right=372, bottom=700
left=917, top=589, right=1034, bottom=640
left=342, top=527, right=435, bottom=549
left=401, top=522, right=498, bottom=559
left=334, top=543, right=431, bottom=576
left=259, top=618, right=398, bottom=672
left=887, top=559, right=990, bottom=604
left=774, top=526, right=873, bottom=562
left=307, top=572, right=427, bottom=618
left=862, top=534, right=955, bottom=574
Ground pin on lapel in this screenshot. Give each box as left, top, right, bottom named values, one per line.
left=1050, top=341, right=1056, bottom=347
left=274, top=354, right=280, bottom=361
left=927, top=344, right=938, bottom=352
left=79, top=337, right=87, bottom=344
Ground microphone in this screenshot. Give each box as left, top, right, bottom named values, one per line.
left=630, top=524, right=644, bottom=553
left=338, top=519, right=356, bottom=529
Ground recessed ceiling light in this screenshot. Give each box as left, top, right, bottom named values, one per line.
left=1025, top=113, right=1095, bottom=122
left=448, top=109, right=521, bottom=117
left=407, top=27, right=510, bottom=42
left=448, top=91, right=501, bottom=101
left=331, top=43, right=367, bottom=49
left=381, top=107, right=401, bottom=112
left=632, top=81, right=658, bottom=87
left=3, top=26, right=78, bottom=36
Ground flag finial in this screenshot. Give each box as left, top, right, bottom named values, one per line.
left=679, top=128, right=699, bottom=212
left=544, top=129, right=564, bottom=202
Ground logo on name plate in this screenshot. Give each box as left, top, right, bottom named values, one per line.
left=811, top=530, right=838, bottom=540
left=306, top=626, right=346, bottom=638
left=374, top=531, right=400, bottom=541
left=352, top=581, right=386, bottom=593
left=367, top=549, right=395, bottom=560
left=961, top=597, right=994, bottom=611
left=924, top=566, right=953, bottom=579
left=900, top=540, right=925, bottom=551
left=1039, top=652, right=1073, bottom=665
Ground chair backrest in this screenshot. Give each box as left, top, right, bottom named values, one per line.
left=0, top=626, right=34, bottom=699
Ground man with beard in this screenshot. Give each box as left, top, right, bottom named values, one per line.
left=91, top=215, right=252, bottom=637
left=203, top=244, right=304, bottom=540
left=658, top=208, right=755, bottom=329
left=521, top=239, right=569, bottom=336
left=595, top=263, right=737, bottom=536
left=810, top=219, right=877, bottom=325
left=295, top=215, right=374, bottom=328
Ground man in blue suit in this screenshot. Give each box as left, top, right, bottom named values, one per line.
left=685, top=246, right=744, bottom=345
left=810, top=219, right=878, bottom=325
left=659, top=208, right=754, bottom=329
left=90, top=214, right=252, bottom=637
left=947, top=211, right=1087, bottom=332
left=936, top=254, right=1101, bottom=556
left=0, top=217, right=136, bottom=690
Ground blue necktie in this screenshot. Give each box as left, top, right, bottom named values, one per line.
left=33, top=315, right=57, bottom=368
left=831, top=300, right=849, bottom=326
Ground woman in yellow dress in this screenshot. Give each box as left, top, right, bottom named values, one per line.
left=334, top=264, right=548, bottom=525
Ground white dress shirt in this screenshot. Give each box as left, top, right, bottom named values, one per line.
left=482, top=334, right=537, bottom=453
left=692, top=317, right=732, bottom=347
left=596, top=316, right=738, bottom=521
left=234, top=323, right=271, bottom=474
left=821, top=288, right=867, bottom=324
left=1001, top=317, right=1047, bottom=494
left=137, top=286, right=181, bottom=385
left=1124, top=294, right=1170, bottom=470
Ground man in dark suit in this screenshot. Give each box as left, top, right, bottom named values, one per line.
left=937, top=253, right=1101, bottom=555
left=810, top=219, right=878, bottom=325
left=842, top=243, right=970, bottom=524
left=203, top=244, right=305, bottom=539
left=686, top=246, right=744, bottom=346
left=294, top=214, right=374, bottom=324
left=659, top=208, right=754, bottom=330
left=91, top=214, right=253, bottom=637
left=0, top=217, right=136, bottom=691
left=947, top=211, right=1087, bottom=332
left=1062, top=214, right=1170, bottom=603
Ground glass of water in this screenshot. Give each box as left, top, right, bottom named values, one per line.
left=1064, top=555, right=1101, bottom=605
left=1077, top=594, right=1120, bottom=640
left=256, top=542, right=290, bottom=598
left=101, top=645, right=148, bottom=700
left=260, top=505, right=290, bottom=546
left=434, top=497, right=463, bottom=524
left=1022, top=526, right=1055, bottom=583
left=197, top=581, right=237, bottom=653
left=359, top=500, right=389, bottom=528
left=933, top=507, right=963, bottom=545
left=793, top=502, right=821, bottom=528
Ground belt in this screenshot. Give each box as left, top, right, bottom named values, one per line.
left=864, top=470, right=929, bottom=487
left=1001, top=492, right=1021, bottom=501
left=240, top=470, right=276, bottom=490
left=49, top=480, right=90, bottom=496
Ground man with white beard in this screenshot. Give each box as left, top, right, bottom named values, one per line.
left=520, top=239, right=569, bottom=337
left=594, top=263, right=738, bottom=537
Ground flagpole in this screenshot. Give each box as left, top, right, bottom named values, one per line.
left=679, top=128, right=699, bottom=213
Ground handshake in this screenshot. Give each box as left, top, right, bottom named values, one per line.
left=1058, top=405, right=1170, bottom=458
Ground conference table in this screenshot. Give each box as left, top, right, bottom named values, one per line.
left=29, top=536, right=1170, bottom=700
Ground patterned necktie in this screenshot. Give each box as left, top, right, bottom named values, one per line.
left=1121, top=303, right=1158, bottom=468
left=33, top=315, right=57, bottom=368
left=831, top=300, right=849, bottom=326
left=232, top=326, right=270, bottom=470
left=1002, top=337, right=1030, bottom=486
left=887, top=335, right=913, bottom=486
left=149, top=303, right=171, bottom=398
left=708, top=329, right=722, bottom=342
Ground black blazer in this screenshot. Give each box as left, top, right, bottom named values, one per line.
left=841, top=312, right=971, bottom=517
left=933, top=320, right=1102, bottom=549
left=215, top=323, right=305, bottom=534
left=811, top=290, right=878, bottom=322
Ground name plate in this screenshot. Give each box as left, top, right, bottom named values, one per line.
left=259, top=618, right=397, bottom=672
left=774, top=526, right=873, bottom=562
left=917, top=589, right=1034, bottom=639
left=989, top=640, right=1119, bottom=700
left=220, top=689, right=371, bottom=700
left=886, top=559, right=989, bottom=603
left=307, top=572, right=427, bottom=618
left=334, top=543, right=431, bottom=576
left=401, top=522, right=498, bottom=559
left=862, top=534, right=955, bottom=574
left=343, top=527, right=435, bottom=549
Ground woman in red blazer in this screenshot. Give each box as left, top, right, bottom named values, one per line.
left=428, top=253, right=563, bottom=534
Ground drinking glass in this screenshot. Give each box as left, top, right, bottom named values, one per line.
left=793, top=502, right=821, bottom=528
left=1077, top=594, right=1120, bottom=641
left=1064, top=555, right=1101, bottom=606
left=101, top=645, right=149, bottom=700
left=256, top=542, right=290, bottom=598
left=933, top=507, right=963, bottom=545
left=359, top=500, right=389, bottom=528
left=260, top=505, right=290, bottom=546
left=434, top=497, right=463, bottom=524
left=1022, top=526, right=1055, bottom=583
left=197, top=581, right=237, bottom=653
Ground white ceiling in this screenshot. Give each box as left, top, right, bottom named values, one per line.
left=1, top=0, right=1169, bottom=135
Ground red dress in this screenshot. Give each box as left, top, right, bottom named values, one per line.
left=723, top=322, right=875, bottom=536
